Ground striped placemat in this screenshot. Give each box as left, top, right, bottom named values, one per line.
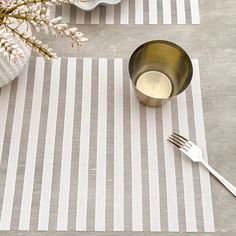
left=0, top=57, right=214, bottom=232
left=52, top=0, right=200, bottom=24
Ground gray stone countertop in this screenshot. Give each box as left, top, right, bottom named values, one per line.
left=1, top=0, right=236, bottom=234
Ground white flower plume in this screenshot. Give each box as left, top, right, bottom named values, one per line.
left=0, top=0, right=87, bottom=61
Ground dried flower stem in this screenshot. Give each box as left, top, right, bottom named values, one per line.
left=0, top=0, right=87, bottom=61
left=4, top=23, right=57, bottom=59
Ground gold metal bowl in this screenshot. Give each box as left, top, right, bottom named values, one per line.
left=128, top=40, right=193, bottom=107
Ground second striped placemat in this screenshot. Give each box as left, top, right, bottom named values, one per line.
left=51, top=0, right=200, bottom=24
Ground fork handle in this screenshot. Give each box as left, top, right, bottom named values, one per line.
left=201, top=160, right=236, bottom=197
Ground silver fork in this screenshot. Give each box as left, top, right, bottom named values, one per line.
left=168, top=132, right=236, bottom=198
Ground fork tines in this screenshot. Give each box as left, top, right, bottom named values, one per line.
left=168, top=132, right=191, bottom=150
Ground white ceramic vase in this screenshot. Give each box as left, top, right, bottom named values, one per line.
left=0, top=22, right=31, bottom=88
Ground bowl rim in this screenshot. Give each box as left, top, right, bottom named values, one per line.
left=73, top=0, right=122, bottom=11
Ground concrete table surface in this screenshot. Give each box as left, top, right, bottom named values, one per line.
left=1, top=0, right=236, bottom=235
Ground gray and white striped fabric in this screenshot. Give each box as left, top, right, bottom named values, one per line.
left=52, top=0, right=200, bottom=24
left=0, top=57, right=214, bottom=232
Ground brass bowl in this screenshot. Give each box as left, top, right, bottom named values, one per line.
left=128, top=40, right=193, bottom=107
